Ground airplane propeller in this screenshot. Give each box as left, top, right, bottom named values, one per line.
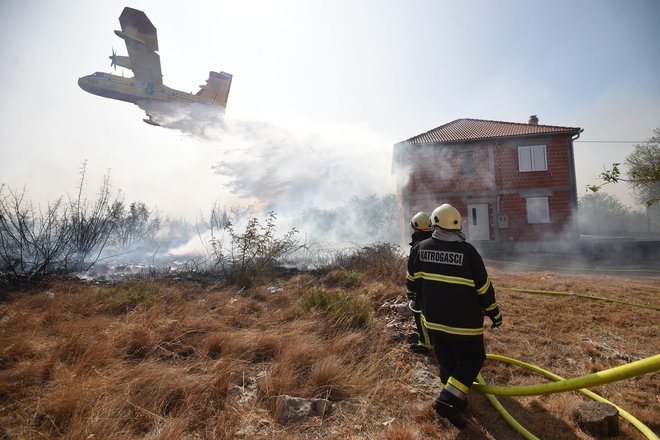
left=110, top=48, right=117, bottom=70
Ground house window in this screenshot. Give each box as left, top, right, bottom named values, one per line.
left=460, top=151, right=476, bottom=176
left=526, top=197, right=550, bottom=223
left=518, top=145, right=547, bottom=172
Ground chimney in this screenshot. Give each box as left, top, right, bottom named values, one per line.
left=528, top=115, right=539, bottom=125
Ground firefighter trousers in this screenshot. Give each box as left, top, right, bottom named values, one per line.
left=428, top=330, right=486, bottom=391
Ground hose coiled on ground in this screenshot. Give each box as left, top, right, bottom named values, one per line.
left=477, top=283, right=659, bottom=437
left=474, top=354, right=660, bottom=439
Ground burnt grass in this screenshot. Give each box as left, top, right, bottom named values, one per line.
left=0, top=263, right=658, bottom=439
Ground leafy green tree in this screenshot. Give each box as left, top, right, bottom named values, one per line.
left=587, top=128, right=660, bottom=206
left=625, top=128, right=660, bottom=206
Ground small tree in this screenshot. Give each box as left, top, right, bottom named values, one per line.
left=66, top=162, right=119, bottom=270
left=625, top=128, right=660, bottom=207
left=108, top=200, right=161, bottom=249
left=587, top=128, right=660, bottom=206
left=207, top=211, right=301, bottom=286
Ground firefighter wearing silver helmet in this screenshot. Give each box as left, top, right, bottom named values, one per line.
left=407, top=203, right=502, bottom=429
left=406, top=212, right=434, bottom=353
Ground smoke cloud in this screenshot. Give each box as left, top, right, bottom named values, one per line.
left=140, top=102, right=395, bottom=210
left=213, top=117, right=394, bottom=212
left=139, top=101, right=227, bottom=140
left=137, top=103, right=399, bottom=249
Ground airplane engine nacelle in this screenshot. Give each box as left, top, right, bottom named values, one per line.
left=110, top=55, right=132, bottom=70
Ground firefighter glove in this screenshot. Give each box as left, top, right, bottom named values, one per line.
left=490, top=315, right=503, bottom=329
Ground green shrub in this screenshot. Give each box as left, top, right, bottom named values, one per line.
left=96, top=279, right=159, bottom=312
left=207, top=211, right=301, bottom=287
left=300, top=287, right=370, bottom=328
left=323, top=269, right=363, bottom=289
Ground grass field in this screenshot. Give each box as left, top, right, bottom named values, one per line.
left=1, top=261, right=658, bottom=439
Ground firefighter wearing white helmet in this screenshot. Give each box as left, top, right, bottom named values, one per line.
left=406, top=203, right=502, bottom=429
left=431, top=203, right=462, bottom=230
left=411, top=211, right=433, bottom=232
left=406, top=212, right=434, bottom=354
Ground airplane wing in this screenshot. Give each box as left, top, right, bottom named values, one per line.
left=115, top=7, right=163, bottom=86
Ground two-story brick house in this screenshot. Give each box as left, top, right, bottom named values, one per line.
left=392, top=116, right=583, bottom=248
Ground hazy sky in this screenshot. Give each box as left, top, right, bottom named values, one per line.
left=1, top=0, right=659, bottom=220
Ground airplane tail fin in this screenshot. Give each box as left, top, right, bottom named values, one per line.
left=196, top=71, right=232, bottom=107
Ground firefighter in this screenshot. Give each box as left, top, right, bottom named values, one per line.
left=406, top=211, right=434, bottom=353
left=406, top=204, right=502, bottom=429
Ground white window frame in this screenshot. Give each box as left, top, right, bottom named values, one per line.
left=526, top=196, right=550, bottom=224
left=518, top=145, right=547, bottom=172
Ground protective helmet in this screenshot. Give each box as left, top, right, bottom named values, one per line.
left=410, top=211, right=433, bottom=231
left=431, top=204, right=462, bottom=230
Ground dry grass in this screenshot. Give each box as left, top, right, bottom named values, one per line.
left=0, top=265, right=658, bottom=439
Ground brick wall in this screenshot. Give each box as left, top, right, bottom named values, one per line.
left=396, top=135, right=577, bottom=244
left=403, top=144, right=492, bottom=196
left=494, top=138, right=572, bottom=189
left=498, top=190, right=576, bottom=241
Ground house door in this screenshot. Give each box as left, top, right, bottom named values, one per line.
left=467, top=204, right=490, bottom=241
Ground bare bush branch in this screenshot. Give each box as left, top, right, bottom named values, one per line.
left=0, top=163, right=120, bottom=285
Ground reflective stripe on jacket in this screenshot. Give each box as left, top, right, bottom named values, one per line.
left=406, top=237, right=501, bottom=339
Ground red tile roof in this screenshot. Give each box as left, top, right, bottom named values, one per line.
left=399, top=118, right=582, bottom=144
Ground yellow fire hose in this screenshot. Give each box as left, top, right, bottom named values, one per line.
left=502, top=287, right=660, bottom=312
left=483, top=259, right=660, bottom=274
left=421, top=272, right=659, bottom=436
left=474, top=354, right=660, bottom=439
left=476, top=373, right=540, bottom=440
left=473, top=353, right=660, bottom=396
left=468, top=284, right=660, bottom=438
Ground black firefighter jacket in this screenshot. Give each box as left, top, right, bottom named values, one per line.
left=406, top=229, right=433, bottom=300
left=406, top=237, right=501, bottom=339
left=409, top=230, right=433, bottom=247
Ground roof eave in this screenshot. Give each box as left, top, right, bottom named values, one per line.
left=400, top=129, right=583, bottom=145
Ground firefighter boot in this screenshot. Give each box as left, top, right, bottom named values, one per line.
left=457, top=396, right=468, bottom=412
left=439, top=385, right=468, bottom=411
left=410, top=342, right=431, bottom=354
left=406, top=332, right=419, bottom=344
left=432, top=389, right=467, bottom=429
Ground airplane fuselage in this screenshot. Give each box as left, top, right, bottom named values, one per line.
left=78, top=8, right=231, bottom=125
left=78, top=72, right=218, bottom=107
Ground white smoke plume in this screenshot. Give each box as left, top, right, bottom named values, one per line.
left=139, top=101, right=227, bottom=140
left=136, top=103, right=400, bottom=250
left=213, top=116, right=395, bottom=212
left=139, top=102, right=395, bottom=210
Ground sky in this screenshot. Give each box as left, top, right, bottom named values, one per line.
left=1, top=0, right=659, bottom=224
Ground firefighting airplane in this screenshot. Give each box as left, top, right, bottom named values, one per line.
left=78, top=7, right=232, bottom=126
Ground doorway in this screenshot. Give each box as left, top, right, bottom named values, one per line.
left=466, top=204, right=490, bottom=241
